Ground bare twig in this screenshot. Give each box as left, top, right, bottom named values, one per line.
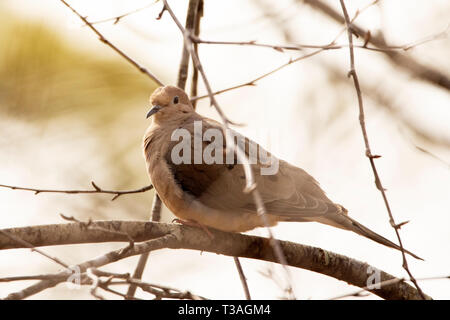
left=191, top=13, right=353, bottom=102
left=101, top=285, right=142, bottom=300
left=0, top=274, right=70, bottom=282
left=86, top=268, right=206, bottom=300
left=0, top=221, right=431, bottom=300
left=59, top=0, right=163, bottom=86
left=0, top=182, right=153, bottom=201
left=88, top=2, right=157, bottom=25
left=233, top=257, right=251, bottom=300
left=330, top=275, right=449, bottom=300
left=0, top=230, right=68, bottom=268
left=339, top=0, right=425, bottom=299
left=191, top=25, right=448, bottom=53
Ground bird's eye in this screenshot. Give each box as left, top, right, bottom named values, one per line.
left=173, top=96, right=179, bottom=104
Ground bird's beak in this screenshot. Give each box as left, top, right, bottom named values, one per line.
left=146, top=105, right=162, bottom=118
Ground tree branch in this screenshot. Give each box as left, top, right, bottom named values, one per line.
left=302, top=0, right=450, bottom=91
left=0, top=183, right=153, bottom=201
left=87, top=2, right=157, bottom=25
left=0, top=221, right=431, bottom=300
left=339, top=0, right=425, bottom=299
left=191, top=26, right=448, bottom=53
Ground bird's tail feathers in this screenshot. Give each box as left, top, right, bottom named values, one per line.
left=321, top=211, right=423, bottom=260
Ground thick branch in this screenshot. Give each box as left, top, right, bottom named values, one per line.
left=0, top=221, right=431, bottom=300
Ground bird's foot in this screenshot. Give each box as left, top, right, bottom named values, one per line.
left=172, top=218, right=214, bottom=239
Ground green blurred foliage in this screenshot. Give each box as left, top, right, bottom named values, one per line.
left=0, top=9, right=161, bottom=220
left=0, top=12, right=155, bottom=121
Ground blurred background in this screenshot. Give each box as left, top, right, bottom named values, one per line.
left=0, top=0, right=449, bottom=299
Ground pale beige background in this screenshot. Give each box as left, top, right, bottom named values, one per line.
left=0, top=0, right=449, bottom=299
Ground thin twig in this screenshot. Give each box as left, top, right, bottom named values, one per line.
left=192, top=18, right=353, bottom=102
left=233, top=257, right=251, bottom=300
left=59, top=0, right=163, bottom=86
left=87, top=2, right=157, bottom=25
left=0, top=274, right=69, bottom=282
left=329, top=275, right=449, bottom=300
left=162, top=0, right=295, bottom=299
left=4, top=232, right=177, bottom=300
left=126, top=192, right=163, bottom=298
left=339, top=0, right=425, bottom=299
left=176, top=0, right=201, bottom=90
left=190, top=0, right=203, bottom=110
left=192, top=48, right=324, bottom=101
left=89, top=269, right=208, bottom=300
left=0, top=230, right=68, bottom=268
left=101, top=285, right=143, bottom=300
left=191, top=25, right=448, bottom=53
left=0, top=182, right=153, bottom=201
left=191, top=24, right=447, bottom=102
left=86, top=268, right=105, bottom=299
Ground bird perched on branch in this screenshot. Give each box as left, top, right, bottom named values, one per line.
left=143, top=85, right=421, bottom=260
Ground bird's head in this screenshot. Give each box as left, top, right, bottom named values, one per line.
left=146, top=85, right=193, bottom=122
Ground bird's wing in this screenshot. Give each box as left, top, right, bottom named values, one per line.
left=164, top=118, right=342, bottom=218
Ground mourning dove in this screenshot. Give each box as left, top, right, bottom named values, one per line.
left=143, top=85, right=421, bottom=260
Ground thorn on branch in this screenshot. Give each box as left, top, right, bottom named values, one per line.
left=60, top=213, right=76, bottom=222
left=60, top=214, right=93, bottom=229
left=91, top=181, right=101, bottom=191
left=350, top=26, right=359, bottom=38
left=394, top=220, right=410, bottom=230
left=157, top=4, right=167, bottom=20
left=366, top=150, right=381, bottom=159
